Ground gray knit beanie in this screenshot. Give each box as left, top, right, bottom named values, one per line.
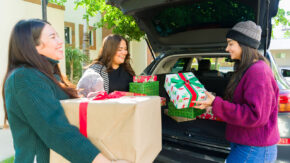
left=226, top=20, right=262, bottom=49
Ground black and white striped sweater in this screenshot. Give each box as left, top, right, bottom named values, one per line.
left=89, top=64, right=109, bottom=93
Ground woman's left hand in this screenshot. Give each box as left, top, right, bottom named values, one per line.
left=193, top=91, right=216, bottom=109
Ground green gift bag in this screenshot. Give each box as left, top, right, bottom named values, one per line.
left=129, top=81, right=159, bottom=96
left=168, top=102, right=205, bottom=119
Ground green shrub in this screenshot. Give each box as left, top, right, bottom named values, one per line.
left=65, top=47, right=89, bottom=84
left=0, top=156, right=14, bottom=163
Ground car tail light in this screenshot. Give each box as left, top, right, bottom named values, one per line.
left=278, top=138, right=290, bottom=145
left=279, top=94, right=290, bottom=112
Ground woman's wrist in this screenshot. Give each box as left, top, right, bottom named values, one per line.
left=92, top=153, right=111, bottom=163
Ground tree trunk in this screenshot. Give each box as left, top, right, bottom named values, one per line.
left=70, top=61, right=74, bottom=82
left=83, top=18, right=90, bottom=65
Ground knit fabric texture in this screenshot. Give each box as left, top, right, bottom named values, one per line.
left=212, top=60, right=280, bottom=146
left=88, top=64, right=109, bottom=93
left=4, top=67, right=99, bottom=163
left=77, top=69, right=105, bottom=97
left=226, top=20, right=262, bottom=49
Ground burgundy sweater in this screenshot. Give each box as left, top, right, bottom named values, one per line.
left=212, top=60, right=280, bottom=146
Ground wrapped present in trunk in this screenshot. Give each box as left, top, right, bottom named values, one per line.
left=110, top=91, right=146, bottom=97
left=167, top=102, right=205, bottom=120
left=130, top=75, right=159, bottom=96
left=133, top=75, right=157, bottom=83
left=50, top=96, right=162, bottom=163
left=164, top=72, right=206, bottom=109
left=197, top=110, right=223, bottom=121
left=160, top=97, right=166, bottom=106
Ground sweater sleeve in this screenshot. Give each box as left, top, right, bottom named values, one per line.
left=212, top=64, right=277, bottom=128
left=13, top=71, right=100, bottom=162
left=77, top=68, right=105, bottom=97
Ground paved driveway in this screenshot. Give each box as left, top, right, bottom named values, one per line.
left=0, top=128, right=14, bottom=161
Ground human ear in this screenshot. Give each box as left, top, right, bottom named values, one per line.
left=35, top=42, right=44, bottom=54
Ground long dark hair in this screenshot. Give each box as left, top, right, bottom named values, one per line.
left=2, top=19, right=78, bottom=124
left=90, top=34, right=135, bottom=76
left=224, top=44, right=268, bottom=101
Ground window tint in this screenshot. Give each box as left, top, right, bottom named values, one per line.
left=171, top=58, right=188, bottom=73
left=216, top=58, right=234, bottom=73
left=153, top=0, right=256, bottom=36
left=192, top=57, right=234, bottom=73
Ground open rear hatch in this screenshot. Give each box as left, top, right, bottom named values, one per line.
left=108, top=0, right=279, bottom=54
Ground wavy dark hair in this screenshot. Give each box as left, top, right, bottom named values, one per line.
left=2, top=19, right=78, bottom=125
left=90, top=34, right=135, bottom=76
left=224, top=43, right=268, bottom=101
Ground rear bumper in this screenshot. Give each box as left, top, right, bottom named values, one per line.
left=154, top=139, right=290, bottom=163
left=154, top=139, right=229, bottom=163
left=277, top=145, right=290, bottom=163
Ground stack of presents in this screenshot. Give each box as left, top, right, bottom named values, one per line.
left=50, top=72, right=220, bottom=162
left=164, top=72, right=222, bottom=122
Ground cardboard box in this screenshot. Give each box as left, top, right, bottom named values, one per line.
left=50, top=96, right=162, bottom=163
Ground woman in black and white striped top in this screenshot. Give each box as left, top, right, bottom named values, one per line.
left=78, top=34, right=135, bottom=97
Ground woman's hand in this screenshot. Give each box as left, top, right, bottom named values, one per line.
left=193, top=91, right=216, bottom=110
left=92, top=153, right=130, bottom=163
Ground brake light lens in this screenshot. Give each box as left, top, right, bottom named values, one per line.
left=278, top=138, right=290, bottom=145
left=279, top=94, right=290, bottom=112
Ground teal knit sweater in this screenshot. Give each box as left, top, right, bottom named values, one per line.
left=4, top=66, right=100, bottom=163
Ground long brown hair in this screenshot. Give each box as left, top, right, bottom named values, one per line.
left=2, top=19, right=78, bottom=124
left=224, top=44, right=268, bottom=101
left=90, top=34, right=135, bottom=76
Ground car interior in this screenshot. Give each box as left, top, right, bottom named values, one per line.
left=152, top=54, right=235, bottom=159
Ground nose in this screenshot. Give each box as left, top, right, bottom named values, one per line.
left=57, top=36, right=63, bottom=45
left=225, top=45, right=229, bottom=52
left=122, top=49, right=128, bottom=55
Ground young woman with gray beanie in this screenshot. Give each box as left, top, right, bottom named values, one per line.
left=194, top=20, right=279, bottom=162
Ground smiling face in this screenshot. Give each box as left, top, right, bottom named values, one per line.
left=112, top=39, right=128, bottom=68
left=35, top=24, right=64, bottom=60
left=226, top=38, right=242, bottom=60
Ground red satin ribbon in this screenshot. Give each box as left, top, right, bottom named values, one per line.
left=79, top=102, right=88, bottom=137
left=178, top=73, right=197, bottom=108
left=78, top=91, right=127, bottom=137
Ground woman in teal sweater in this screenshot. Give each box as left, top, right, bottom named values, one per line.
left=2, top=19, right=126, bottom=163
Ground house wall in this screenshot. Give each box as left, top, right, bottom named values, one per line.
left=63, top=0, right=102, bottom=60
left=130, top=39, right=148, bottom=75
left=0, top=0, right=65, bottom=127
left=63, top=1, right=148, bottom=74
left=270, top=50, right=290, bottom=66
left=269, top=39, right=290, bottom=67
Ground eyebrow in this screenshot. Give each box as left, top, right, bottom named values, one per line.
left=49, top=33, right=56, bottom=36
left=227, top=39, right=233, bottom=43
left=49, top=32, right=58, bottom=37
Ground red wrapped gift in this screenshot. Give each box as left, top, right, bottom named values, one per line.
left=161, top=97, right=166, bottom=106
left=133, top=75, right=157, bottom=83
left=197, top=112, right=222, bottom=121
left=111, top=91, right=146, bottom=97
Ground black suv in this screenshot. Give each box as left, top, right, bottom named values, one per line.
left=108, top=0, right=290, bottom=162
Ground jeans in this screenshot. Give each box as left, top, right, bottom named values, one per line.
left=226, top=143, right=277, bottom=163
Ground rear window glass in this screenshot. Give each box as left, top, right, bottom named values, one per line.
left=192, top=58, right=234, bottom=73
left=153, top=0, right=256, bottom=36
left=171, top=58, right=188, bottom=73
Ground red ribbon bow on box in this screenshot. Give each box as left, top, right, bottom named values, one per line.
left=79, top=91, right=147, bottom=137
left=79, top=91, right=125, bottom=137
